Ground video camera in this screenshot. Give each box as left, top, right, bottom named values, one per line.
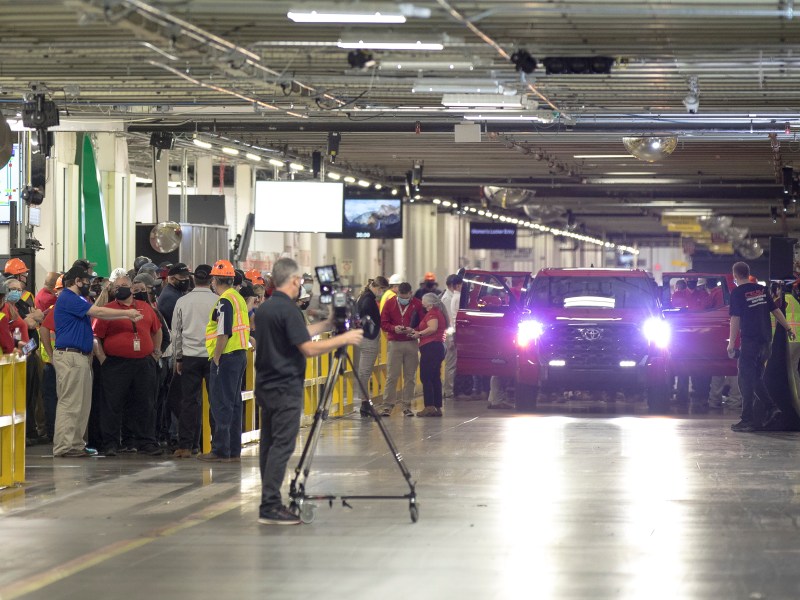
left=315, top=264, right=377, bottom=337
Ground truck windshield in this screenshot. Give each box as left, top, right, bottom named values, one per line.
left=527, top=276, right=658, bottom=311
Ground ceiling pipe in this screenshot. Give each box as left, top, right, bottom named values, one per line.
left=469, top=4, right=795, bottom=22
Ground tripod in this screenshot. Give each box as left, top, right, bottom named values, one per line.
left=288, top=345, right=419, bottom=523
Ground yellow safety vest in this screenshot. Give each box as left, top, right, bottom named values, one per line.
left=205, top=287, right=250, bottom=357
left=379, top=289, right=396, bottom=314
left=22, top=290, right=33, bottom=305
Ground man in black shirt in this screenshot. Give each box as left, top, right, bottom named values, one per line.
left=253, top=257, right=363, bottom=525
left=728, top=261, right=795, bottom=432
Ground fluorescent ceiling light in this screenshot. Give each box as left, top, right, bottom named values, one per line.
left=432, top=198, right=441, bottom=204
left=374, top=183, right=383, bottom=190
left=357, top=179, right=371, bottom=187
left=193, top=138, right=212, bottom=149
left=344, top=176, right=357, bottom=183
left=269, top=158, right=286, bottom=167
left=221, top=147, right=240, bottom=156
left=464, top=113, right=549, bottom=122
left=585, top=177, right=689, bottom=185
left=135, top=177, right=153, bottom=184
left=391, top=188, right=398, bottom=195
left=573, top=154, right=632, bottom=159
left=442, top=93, right=523, bottom=108
left=245, top=153, right=262, bottom=162
left=327, top=172, right=341, bottom=180
left=413, top=78, right=501, bottom=94
left=380, top=60, right=475, bottom=71
left=288, top=6, right=406, bottom=24
left=339, top=39, right=443, bottom=51
left=604, top=172, right=656, bottom=175
left=289, top=163, right=305, bottom=171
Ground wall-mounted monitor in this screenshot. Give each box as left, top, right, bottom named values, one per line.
left=0, top=144, right=20, bottom=224
left=328, top=197, right=403, bottom=239
left=470, top=222, right=517, bottom=250
left=254, top=181, right=343, bottom=233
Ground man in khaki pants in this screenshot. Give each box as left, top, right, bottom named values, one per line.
left=52, top=265, right=142, bottom=457
left=379, top=282, right=425, bottom=417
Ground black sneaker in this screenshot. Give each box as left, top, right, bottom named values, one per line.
left=258, top=506, right=301, bottom=526
left=102, top=447, right=118, bottom=457
left=139, top=444, right=164, bottom=456
left=119, top=446, right=138, bottom=454
left=731, top=420, right=756, bottom=432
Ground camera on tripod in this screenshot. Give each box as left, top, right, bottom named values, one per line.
left=315, top=264, right=376, bottom=337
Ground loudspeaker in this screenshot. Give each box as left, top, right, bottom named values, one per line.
left=769, top=237, right=797, bottom=281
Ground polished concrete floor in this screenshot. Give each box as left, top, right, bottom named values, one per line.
left=2, top=397, right=800, bottom=600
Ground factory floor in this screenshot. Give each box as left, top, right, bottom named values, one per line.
left=1, top=397, right=799, bottom=600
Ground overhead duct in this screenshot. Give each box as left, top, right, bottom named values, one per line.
left=622, top=136, right=678, bottom=162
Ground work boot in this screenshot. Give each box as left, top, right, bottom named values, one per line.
left=416, top=406, right=438, bottom=417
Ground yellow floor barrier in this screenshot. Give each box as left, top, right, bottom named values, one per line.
left=201, top=333, right=395, bottom=452
left=0, top=354, right=27, bottom=489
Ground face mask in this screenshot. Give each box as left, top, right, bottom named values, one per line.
left=115, top=287, right=132, bottom=301
left=174, top=279, right=190, bottom=292
left=77, top=281, right=91, bottom=297
left=133, top=291, right=149, bottom=302
left=6, top=290, right=22, bottom=304
left=398, top=297, right=410, bottom=306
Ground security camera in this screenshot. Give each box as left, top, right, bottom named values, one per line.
left=683, top=93, right=699, bottom=114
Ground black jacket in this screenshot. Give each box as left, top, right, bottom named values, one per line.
left=356, top=289, right=381, bottom=340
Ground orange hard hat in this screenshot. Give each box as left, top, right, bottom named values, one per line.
left=210, top=259, right=235, bottom=278
left=4, top=258, right=28, bottom=276
left=244, top=268, right=262, bottom=282
left=251, top=276, right=266, bottom=286
left=424, top=272, right=436, bottom=282
left=55, top=275, right=64, bottom=290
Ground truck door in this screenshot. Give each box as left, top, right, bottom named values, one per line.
left=661, top=272, right=737, bottom=376
left=454, top=271, right=531, bottom=377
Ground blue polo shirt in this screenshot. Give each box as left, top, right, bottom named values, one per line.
left=54, top=289, right=93, bottom=353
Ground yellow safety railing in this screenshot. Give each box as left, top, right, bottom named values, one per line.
left=200, top=334, right=392, bottom=453
left=0, top=354, right=26, bottom=488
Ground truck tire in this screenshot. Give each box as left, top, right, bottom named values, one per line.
left=647, top=384, right=671, bottom=414
left=515, top=383, right=539, bottom=412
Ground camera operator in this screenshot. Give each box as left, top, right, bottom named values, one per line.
left=253, top=257, right=363, bottom=525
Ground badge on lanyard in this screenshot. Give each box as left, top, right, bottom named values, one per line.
left=132, top=320, right=141, bottom=352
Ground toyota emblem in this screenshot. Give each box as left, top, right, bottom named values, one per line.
left=581, top=328, right=602, bottom=341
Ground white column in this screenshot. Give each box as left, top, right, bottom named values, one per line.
left=195, top=156, right=213, bottom=196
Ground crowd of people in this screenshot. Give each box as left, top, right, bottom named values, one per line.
left=0, top=256, right=270, bottom=459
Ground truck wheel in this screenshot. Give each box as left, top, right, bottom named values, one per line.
left=647, top=384, right=671, bottom=414
left=516, top=383, right=539, bottom=412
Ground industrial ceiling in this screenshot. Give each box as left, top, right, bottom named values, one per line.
left=4, top=0, right=800, bottom=251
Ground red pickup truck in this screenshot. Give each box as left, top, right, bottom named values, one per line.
left=454, top=268, right=736, bottom=412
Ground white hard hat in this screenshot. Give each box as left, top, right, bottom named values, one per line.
left=388, top=273, right=403, bottom=285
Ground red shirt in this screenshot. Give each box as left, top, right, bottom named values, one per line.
left=93, top=299, right=160, bottom=359
left=0, top=310, right=13, bottom=354
left=380, top=296, right=425, bottom=341
left=416, top=307, right=447, bottom=348
left=35, top=287, right=58, bottom=311
left=671, top=288, right=691, bottom=308
left=0, top=302, right=28, bottom=345
left=42, top=306, right=56, bottom=332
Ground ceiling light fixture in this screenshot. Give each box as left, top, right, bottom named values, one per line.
left=338, top=37, right=443, bottom=51
left=193, top=137, right=212, bottom=150
left=288, top=5, right=406, bottom=24
left=463, top=113, right=550, bottom=122
left=357, top=179, right=371, bottom=187
left=412, top=78, right=502, bottom=94
left=344, top=175, right=357, bottom=183
left=622, top=136, right=678, bottom=162
left=374, top=183, right=383, bottom=190
left=379, top=60, right=476, bottom=71
left=221, top=147, right=240, bottom=156
left=573, top=154, right=632, bottom=159
left=441, top=93, right=524, bottom=108
left=289, top=163, right=305, bottom=171
left=328, top=172, right=342, bottom=180
left=245, top=153, right=262, bottom=162
left=391, top=188, right=398, bottom=196
left=269, top=158, right=286, bottom=168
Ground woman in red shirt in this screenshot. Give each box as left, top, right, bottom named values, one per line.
left=410, top=293, right=448, bottom=417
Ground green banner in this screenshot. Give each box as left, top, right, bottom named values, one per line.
left=78, top=134, right=110, bottom=277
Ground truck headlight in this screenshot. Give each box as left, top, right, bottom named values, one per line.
left=642, top=317, right=670, bottom=348
left=517, top=319, right=544, bottom=348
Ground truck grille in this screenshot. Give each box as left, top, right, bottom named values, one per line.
left=540, top=324, right=648, bottom=368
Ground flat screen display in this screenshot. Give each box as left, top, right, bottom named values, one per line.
left=329, top=197, right=403, bottom=239
left=0, top=144, right=20, bottom=224
left=254, top=181, right=343, bottom=233
left=470, top=222, right=517, bottom=250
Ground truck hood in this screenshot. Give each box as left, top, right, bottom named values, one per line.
left=530, top=307, right=660, bottom=325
